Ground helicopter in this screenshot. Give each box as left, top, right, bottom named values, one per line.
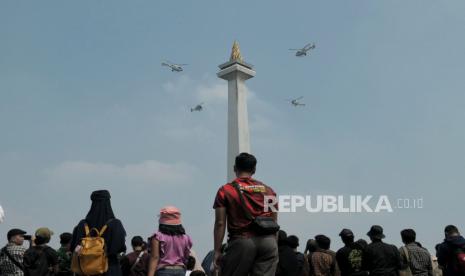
left=285, top=96, right=306, bottom=107
left=161, top=61, right=188, bottom=72
left=190, top=102, right=204, bottom=112
left=289, top=43, right=316, bottom=57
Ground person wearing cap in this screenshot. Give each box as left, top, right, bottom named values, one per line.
left=23, top=227, right=59, bottom=276
left=361, top=225, right=401, bottom=276
left=336, top=229, right=368, bottom=276
left=120, top=236, right=150, bottom=276
left=309, top=234, right=340, bottom=276
left=213, top=153, right=279, bottom=276
left=148, top=206, right=193, bottom=276
left=0, top=229, right=27, bottom=276
left=56, top=233, right=73, bottom=276
left=70, top=190, right=127, bottom=276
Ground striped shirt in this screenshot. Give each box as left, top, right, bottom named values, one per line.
left=400, top=243, right=433, bottom=276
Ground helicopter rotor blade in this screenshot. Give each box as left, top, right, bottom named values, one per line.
left=303, top=43, right=313, bottom=50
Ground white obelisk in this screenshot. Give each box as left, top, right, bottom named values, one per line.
left=218, top=41, right=256, bottom=181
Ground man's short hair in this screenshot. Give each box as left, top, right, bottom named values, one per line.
left=234, top=153, right=257, bottom=173
left=315, top=235, right=331, bottom=250
left=445, top=225, right=459, bottom=235
left=400, top=229, right=416, bottom=244
left=287, top=235, right=299, bottom=249
left=34, top=236, right=48, bottom=245
left=341, top=235, right=354, bottom=244
left=131, top=236, right=144, bottom=248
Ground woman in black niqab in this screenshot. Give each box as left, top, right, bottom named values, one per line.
left=85, top=190, right=116, bottom=229
left=71, top=190, right=127, bottom=276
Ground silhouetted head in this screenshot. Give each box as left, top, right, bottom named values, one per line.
left=287, top=235, right=299, bottom=249
left=278, top=230, right=288, bottom=246
left=400, top=229, right=416, bottom=244
left=234, top=153, right=257, bottom=176
left=315, top=235, right=331, bottom=250
left=131, top=236, right=144, bottom=251
left=305, top=239, right=318, bottom=254
left=190, top=271, right=206, bottom=276
left=367, top=225, right=385, bottom=241
left=60, top=232, right=72, bottom=246
left=339, top=228, right=354, bottom=245
left=355, top=239, right=368, bottom=250
left=445, top=225, right=460, bottom=238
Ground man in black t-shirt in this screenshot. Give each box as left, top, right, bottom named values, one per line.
left=336, top=229, right=368, bottom=276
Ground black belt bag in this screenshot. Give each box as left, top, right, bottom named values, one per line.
left=232, top=181, right=280, bottom=236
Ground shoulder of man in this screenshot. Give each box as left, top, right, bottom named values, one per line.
left=248, top=179, right=276, bottom=194
left=327, top=249, right=337, bottom=257
left=415, top=245, right=431, bottom=255
left=336, top=245, right=350, bottom=255
left=43, top=246, right=59, bottom=263
left=364, top=243, right=376, bottom=253
left=43, top=246, right=57, bottom=254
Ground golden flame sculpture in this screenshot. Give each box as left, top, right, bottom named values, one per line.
left=230, top=41, right=243, bottom=62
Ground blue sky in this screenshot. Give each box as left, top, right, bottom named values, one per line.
left=1, top=0, right=464, bottom=256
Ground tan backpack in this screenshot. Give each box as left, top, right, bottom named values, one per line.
left=71, top=223, right=109, bottom=275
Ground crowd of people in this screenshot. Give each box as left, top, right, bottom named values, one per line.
left=0, top=153, right=464, bottom=276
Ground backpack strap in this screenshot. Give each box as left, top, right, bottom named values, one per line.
left=99, top=225, right=108, bottom=236
left=130, top=251, right=145, bottom=271
left=84, top=224, right=90, bottom=237
left=230, top=181, right=255, bottom=222
left=83, top=219, right=114, bottom=237
left=401, top=246, right=410, bottom=263
left=99, top=219, right=114, bottom=236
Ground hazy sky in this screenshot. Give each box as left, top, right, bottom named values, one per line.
left=1, top=0, right=464, bottom=256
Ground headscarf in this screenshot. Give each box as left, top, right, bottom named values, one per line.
left=85, top=190, right=115, bottom=230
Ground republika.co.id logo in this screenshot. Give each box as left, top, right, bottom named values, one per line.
left=264, top=195, right=423, bottom=213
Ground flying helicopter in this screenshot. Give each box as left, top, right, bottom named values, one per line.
left=190, top=102, right=204, bottom=112
left=285, top=96, right=306, bottom=107
left=289, top=43, right=316, bottom=57
left=161, top=61, right=188, bottom=72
